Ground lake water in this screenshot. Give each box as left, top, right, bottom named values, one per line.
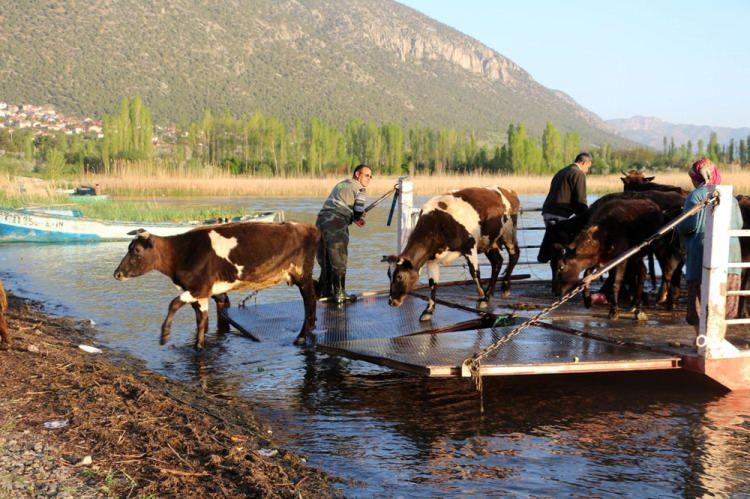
left=2, top=195, right=749, bottom=496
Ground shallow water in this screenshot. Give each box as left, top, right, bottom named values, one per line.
left=2, top=195, right=750, bottom=496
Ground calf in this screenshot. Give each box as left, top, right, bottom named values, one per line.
left=114, top=222, right=320, bottom=348
left=386, top=186, right=519, bottom=321
left=0, top=279, right=9, bottom=349
left=553, top=197, right=664, bottom=320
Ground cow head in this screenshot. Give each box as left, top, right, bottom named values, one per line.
left=384, top=255, right=419, bottom=307
left=551, top=226, right=602, bottom=296
left=114, top=230, right=158, bottom=281
left=620, top=170, right=655, bottom=189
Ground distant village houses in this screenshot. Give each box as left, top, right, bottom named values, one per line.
left=0, top=101, right=104, bottom=138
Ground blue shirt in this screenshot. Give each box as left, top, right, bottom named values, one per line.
left=677, top=185, right=743, bottom=281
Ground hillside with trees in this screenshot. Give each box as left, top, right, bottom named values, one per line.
left=0, top=0, right=628, bottom=147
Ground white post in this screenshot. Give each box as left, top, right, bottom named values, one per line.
left=397, top=176, right=414, bottom=253
left=698, top=184, right=739, bottom=358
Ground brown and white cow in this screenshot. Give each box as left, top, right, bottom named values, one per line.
left=553, top=197, right=666, bottom=320
left=386, top=186, right=520, bottom=321
left=114, top=222, right=320, bottom=348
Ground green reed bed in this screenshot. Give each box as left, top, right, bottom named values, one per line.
left=0, top=191, right=252, bottom=223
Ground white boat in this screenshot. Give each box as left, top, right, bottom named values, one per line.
left=0, top=207, right=285, bottom=242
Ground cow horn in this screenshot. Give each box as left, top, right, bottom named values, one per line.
left=620, top=170, right=628, bottom=176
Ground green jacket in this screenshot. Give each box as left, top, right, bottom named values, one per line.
left=318, top=178, right=366, bottom=223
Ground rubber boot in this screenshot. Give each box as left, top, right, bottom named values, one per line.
left=332, top=274, right=355, bottom=304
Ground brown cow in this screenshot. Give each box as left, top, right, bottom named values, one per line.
left=114, top=222, right=320, bottom=348
left=553, top=197, right=665, bottom=320
left=0, top=279, right=9, bottom=349
left=620, top=170, right=690, bottom=196
left=386, top=186, right=520, bottom=321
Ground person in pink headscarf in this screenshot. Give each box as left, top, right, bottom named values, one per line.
left=678, top=158, right=743, bottom=330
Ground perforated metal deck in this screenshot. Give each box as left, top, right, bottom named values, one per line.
left=224, top=292, right=488, bottom=344
left=222, top=282, right=697, bottom=378
left=318, top=325, right=681, bottom=377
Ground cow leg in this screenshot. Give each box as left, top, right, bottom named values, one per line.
left=740, top=269, right=750, bottom=318
left=607, top=264, right=626, bottom=320
left=0, top=313, right=9, bottom=350
left=213, top=293, right=231, bottom=333
left=191, top=298, right=210, bottom=350
left=483, top=249, right=503, bottom=300
left=500, top=234, right=520, bottom=297
left=633, top=259, right=649, bottom=321
left=161, top=296, right=188, bottom=345
left=420, top=261, right=440, bottom=321
left=294, top=276, right=317, bottom=346
left=582, top=268, right=593, bottom=308
left=464, top=249, right=487, bottom=308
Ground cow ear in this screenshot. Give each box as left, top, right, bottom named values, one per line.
left=645, top=176, right=655, bottom=181
left=383, top=255, right=399, bottom=263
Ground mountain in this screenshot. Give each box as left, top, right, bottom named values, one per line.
left=0, top=0, right=628, bottom=146
left=607, top=116, right=750, bottom=149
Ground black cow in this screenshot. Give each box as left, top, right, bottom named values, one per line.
left=553, top=197, right=666, bottom=320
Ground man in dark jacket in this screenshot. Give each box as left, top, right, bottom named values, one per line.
left=537, top=152, right=592, bottom=266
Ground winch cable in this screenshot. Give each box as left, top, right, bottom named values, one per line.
left=463, top=192, right=719, bottom=400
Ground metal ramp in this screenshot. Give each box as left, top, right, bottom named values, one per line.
left=223, top=285, right=683, bottom=379
left=224, top=292, right=489, bottom=344
left=318, top=324, right=681, bottom=378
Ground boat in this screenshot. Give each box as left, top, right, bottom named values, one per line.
left=0, top=207, right=285, bottom=242
left=55, top=186, right=111, bottom=202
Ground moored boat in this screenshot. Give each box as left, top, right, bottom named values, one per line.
left=0, top=207, right=285, bottom=242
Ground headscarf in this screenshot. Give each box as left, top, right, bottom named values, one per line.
left=689, top=158, right=721, bottom=186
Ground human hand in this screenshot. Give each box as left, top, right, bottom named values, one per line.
left=354, top=218, right=366, bottom=227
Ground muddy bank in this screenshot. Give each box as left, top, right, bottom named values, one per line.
left=0, top=293, right=335, bottom=497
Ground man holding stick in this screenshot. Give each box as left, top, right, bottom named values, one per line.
left=316, top=164, right=372, bottom=303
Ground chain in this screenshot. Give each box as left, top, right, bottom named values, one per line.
left=463, top=192, right=719, bottom=393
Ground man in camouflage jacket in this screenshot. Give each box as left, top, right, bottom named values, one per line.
left=316, top=164, right=371, bottom=303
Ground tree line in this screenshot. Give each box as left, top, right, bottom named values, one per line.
left=1, top=96, right=750, bottom=177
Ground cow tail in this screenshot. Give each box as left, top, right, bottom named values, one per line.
left=314, top=230, right=327, bottom=297
left=0, top=280, right=6, bottom=313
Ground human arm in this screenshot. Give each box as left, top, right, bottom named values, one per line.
left=569, top=169, right=588, bottom=216
left=677, top=190, right=703, bottom=235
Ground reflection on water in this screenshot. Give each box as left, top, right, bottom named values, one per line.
left=2, top=195, right=750, bottom=496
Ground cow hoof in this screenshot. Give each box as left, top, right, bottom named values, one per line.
left=608, top=310, right=619, bottom=320
left=635, top=311, right=649, bottom=321
left=477, top=299, right=489, bottom=310
left=419, top=311, right=433, bottom=322
left=293, top=335, right=307, bottom=346
left=160, top=336, right=170, bottom=346
left=501, top=288, right=511, bottom=298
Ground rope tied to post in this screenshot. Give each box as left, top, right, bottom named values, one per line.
left=463, top=191, right=720, bottom=395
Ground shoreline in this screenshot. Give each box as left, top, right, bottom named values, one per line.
left=0, top=292, right=335, bottom=497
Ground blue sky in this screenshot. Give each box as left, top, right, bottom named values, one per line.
left=399, top=0, right=750, bottom=128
